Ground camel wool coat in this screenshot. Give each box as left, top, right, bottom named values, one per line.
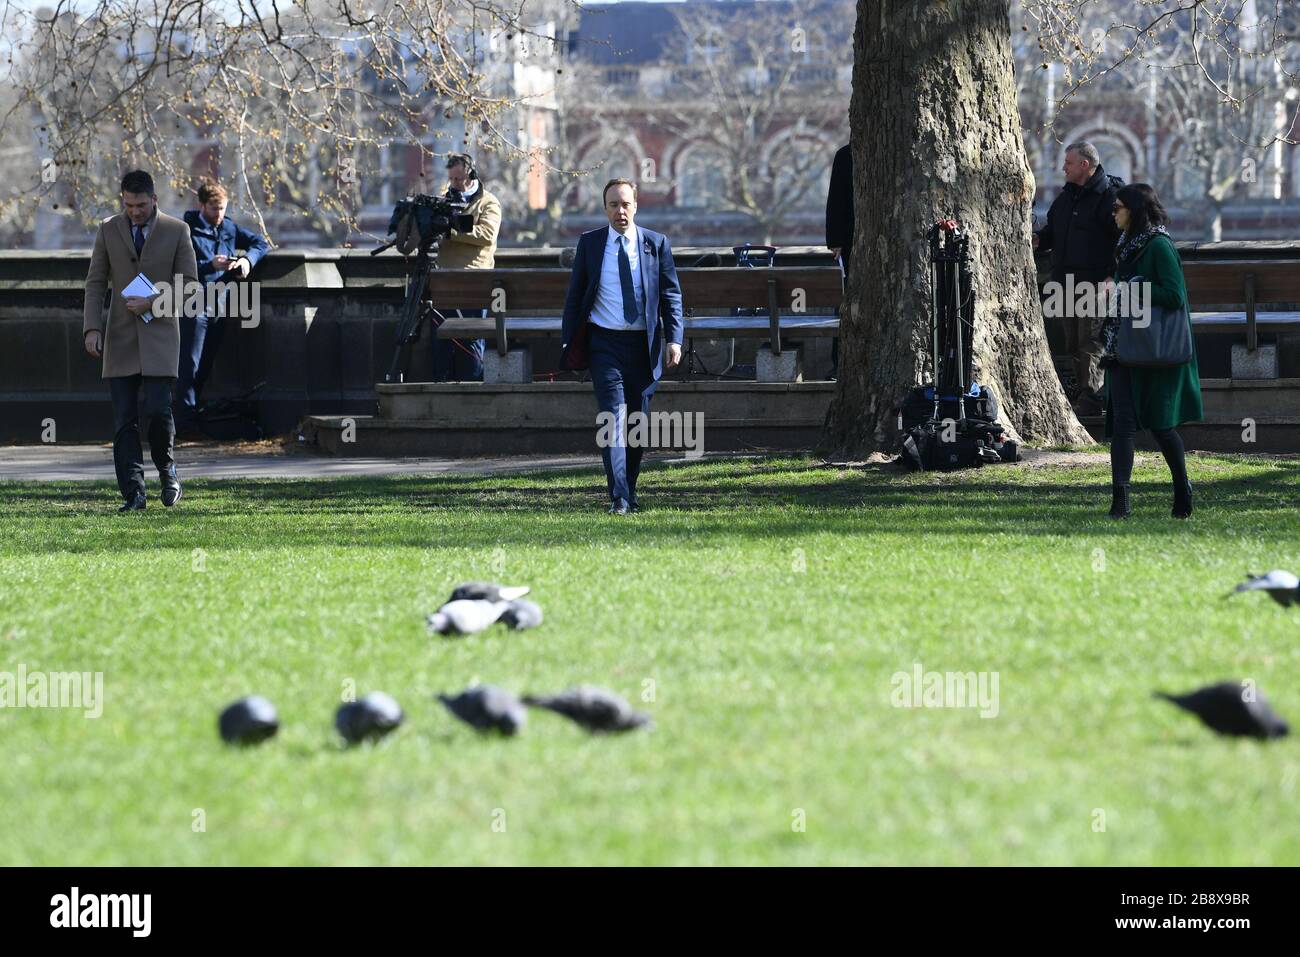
left=82, top=210, right=198, bottom=378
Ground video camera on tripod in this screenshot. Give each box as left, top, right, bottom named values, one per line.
left=895, top=219, right=1019, bottom=470
left=377, top=192, right=476, bottom=257
left=370, top=192, right=477, bottom=383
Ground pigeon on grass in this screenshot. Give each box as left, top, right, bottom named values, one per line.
left=427, top=599, right=509, bottom=635
left=438, top=686, right=527, bottom=736
left=335, top=692, right=405, bottom=744
left=218, top=696, right=279, bottom=745
left=449, top=582, right=530, bottom=603
left=1227, top=570, right=1300, bottom=608
left=523, top=686, right=652, bottom=733
left=499, top=599, right=543, bottom=631
left=1154, top=681, right=1289, bottom=739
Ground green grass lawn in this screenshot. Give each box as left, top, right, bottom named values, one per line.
left=1, top=452, right=1298, bottom=865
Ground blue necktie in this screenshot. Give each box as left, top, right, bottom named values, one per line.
left=617, top=235, right=639, bottom=325
left=133, top=225, right=145, bottom=256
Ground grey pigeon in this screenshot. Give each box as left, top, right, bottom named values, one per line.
left=1228, top=570, right=1300, bottom=608
left=335, top=691, right=404, bottom=744
left=427, top=598, right=508, bottom=635
left=218, top=695, right=279, bottom=745
left=1154, top=681, right=1290, bottom=739
left=523, top=685, right=652, bottom=733
left=449, top=581, right=530, bottom=603
left=437, top=685, right=527, bottom=736
left=499, top=598, right=543, bottom=631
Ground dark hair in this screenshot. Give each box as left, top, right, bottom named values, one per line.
left=447, top=153, right=475, bottom=177
left=602, top=178, right=637, bottom=205
left=1115, top=183, right=1169, bottom=237
left=120, top=170, right=155, bottom=196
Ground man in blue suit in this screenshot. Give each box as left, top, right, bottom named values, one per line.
left=560, top=179, right=684, bottom=515
left=175, top=179, right=270, bottom=432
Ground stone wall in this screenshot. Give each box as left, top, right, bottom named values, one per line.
left=0, top=243, right=1295, bottom=443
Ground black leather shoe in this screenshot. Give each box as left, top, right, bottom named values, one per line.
left=608, top=498, right=629, bottom=515
left=629, top=499, right=641, bottom=514
left=1108, top=484, right=1131, bottom=520
left=118, top=493, right=146, bottom=513
left=161, top=466, right=182, bottom=507
left=1172, top=480, right=1193, bottom=519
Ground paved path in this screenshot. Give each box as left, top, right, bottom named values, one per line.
left=0, top=444, right=609, bottom=481
left=2, top=443, right=1215, bottom=482
left=0, top=444, right=754, bottom=481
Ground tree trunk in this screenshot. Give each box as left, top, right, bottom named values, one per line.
left=822, top=0, right=1092, bottom=457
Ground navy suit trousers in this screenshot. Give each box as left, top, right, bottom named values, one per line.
left=589, top=325, right=656, bottom=503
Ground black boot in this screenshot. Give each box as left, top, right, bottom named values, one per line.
left=1172, top=480, right=1193, bottom=519
left=1109, top=484, right=1131, bottom=520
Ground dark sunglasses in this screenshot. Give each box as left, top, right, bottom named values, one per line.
left=1112, top=203, right=1127, bottom=212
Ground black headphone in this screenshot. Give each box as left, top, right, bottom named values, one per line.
left=447, top=153, right=477, bottom=180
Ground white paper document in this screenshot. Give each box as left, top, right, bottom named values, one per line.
left=121, top=273, right=158, bottom=299
left=121, top=273, right=158, bottom=322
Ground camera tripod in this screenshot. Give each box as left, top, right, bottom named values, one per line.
left=372, top=238, right=445, bottom=384
left=681, top=244, right=779, bottom=379
left=926, top=221, right=975, bottom=423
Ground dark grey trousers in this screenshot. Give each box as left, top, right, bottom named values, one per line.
left=109, top=374, right=176, bottom=501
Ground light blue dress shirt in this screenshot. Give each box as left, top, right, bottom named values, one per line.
left=590, top=226, right=647, bottom=331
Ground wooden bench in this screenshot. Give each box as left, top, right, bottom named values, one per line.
left=426, top=258, right=1300, bottom=349
left=1183, top=260, right=1300, bottom=348
left=421, top=266, right=844, bottom=357
left=418, top=258, right=1299, bottom=380
left=1045, top=256, right=1300, bottom=380
left=432, top=314, right=841, bottom=340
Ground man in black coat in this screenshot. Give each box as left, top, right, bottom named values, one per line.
left=1033, top=141, right=1122, bottom=415
left=824, top=143, right=852, bottom=379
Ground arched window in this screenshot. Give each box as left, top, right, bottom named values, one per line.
left=357, top=142, right=403, bottom=210
left=1082, top=135, right=1134, bottom=183
left=1165, top=142, right=1206, bottom=203
left=571, top=142, right=642, bottom=212
left=1260, top=142, right=1289, bottom=200
left=763, top=130, right=836, bottom=209
left=674, top=146, right=728, bottom=208
left=1057, top=122, right=1144, bottom=185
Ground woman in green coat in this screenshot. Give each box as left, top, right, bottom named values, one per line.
left=1100, top=183, right=1203, bottom=519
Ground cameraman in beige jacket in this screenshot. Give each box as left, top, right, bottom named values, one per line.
left=433, top=153, right=502, bottom=380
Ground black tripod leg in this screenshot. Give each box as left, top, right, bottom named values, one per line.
left=930, top=257, right=942, bottom=422
left=385, top=255, right=431, bottom=383
left=684, top=336, right=715, bottom=377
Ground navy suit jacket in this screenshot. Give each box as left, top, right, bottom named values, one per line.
left=183, top=210, right=270, bottom=283
left=560, top=224, right=684, bottom=380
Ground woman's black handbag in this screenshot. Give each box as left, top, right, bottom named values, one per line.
left=1116, top=298, right=1194, bottom=368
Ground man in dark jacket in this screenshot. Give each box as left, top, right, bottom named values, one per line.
left=176, top=180, right=270, bottom=431
left=824, top=143, right=852, bottom=379
left=1034, top=141, right=1122, bottom=415
left=559, top=179, right=683, bottom=515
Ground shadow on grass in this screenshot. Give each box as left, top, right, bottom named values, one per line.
left=0, top=455, right=1296, bottom=555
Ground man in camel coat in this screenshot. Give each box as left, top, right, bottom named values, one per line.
left=83, top=169, right=199, bottom=512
